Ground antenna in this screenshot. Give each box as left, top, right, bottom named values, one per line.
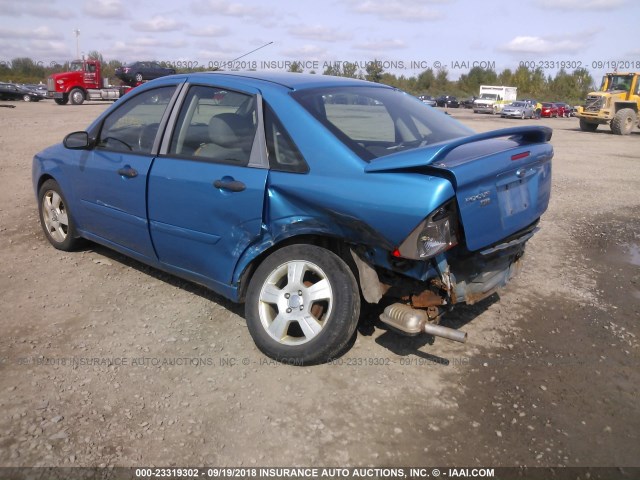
left=229, top=41, right=273, bottom=63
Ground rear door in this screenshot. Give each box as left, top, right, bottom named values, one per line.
left=147, top=84, right=268, bottom=289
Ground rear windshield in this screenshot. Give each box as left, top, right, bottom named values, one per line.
left=292, top=86, right=472, bottom=161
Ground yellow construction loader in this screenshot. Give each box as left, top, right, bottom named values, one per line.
left=576, top=72, right=640, bottom=135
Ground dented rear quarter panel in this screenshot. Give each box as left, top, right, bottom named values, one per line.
left=231, top=84, right=457, bottom=284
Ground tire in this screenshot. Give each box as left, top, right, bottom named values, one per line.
left=521, top=112, right=525, bottom=119
left=610, top=108, right=636, bottom=135
left=23, top=94, right=32, bottom=102
left=69, top=88, right=85, bottom=105
left=579, top=118, right=598, bottom=132
left=245, top=244, right=360, bottom=365
left=38, top=180, right=83, bottom=251
left=135, top=73, right=143, bottom=83
left=54, top=96, right=68, bottom=105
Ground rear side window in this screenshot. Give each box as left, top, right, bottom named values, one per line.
left=168, top=85, right=257, bottom=165
left=264, top=104, right=308, bottom=173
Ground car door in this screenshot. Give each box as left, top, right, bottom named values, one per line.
left=73, top=84, right=180, bottom=260
left=147, top=84, right=269, bottom=291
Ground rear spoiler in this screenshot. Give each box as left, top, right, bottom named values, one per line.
left=365, top=126, right=552, bottom=173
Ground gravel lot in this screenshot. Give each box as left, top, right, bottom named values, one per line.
left=0, top=101, right=638, bottom=469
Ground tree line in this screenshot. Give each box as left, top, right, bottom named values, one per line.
left=1, top=53, right=596, bottom=104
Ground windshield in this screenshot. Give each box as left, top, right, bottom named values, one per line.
left=70, top=62, right=83, bottom=72
left=603, top=75, right=632, bottom=92
left=292, top=86, right=473, bottom=161
left=479, top=94, right=498, bottom=100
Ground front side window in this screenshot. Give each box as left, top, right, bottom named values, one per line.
left=292, top=86, right=472, bottom=161
left=97, top=86, right=177, bottom=154
left=169, top=85, right=257, bottom=165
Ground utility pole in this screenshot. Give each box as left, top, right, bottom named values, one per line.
left=73, top=28, right=80, bottom=59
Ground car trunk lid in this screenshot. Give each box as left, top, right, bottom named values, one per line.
left=365, top=126, right=553, bottom=251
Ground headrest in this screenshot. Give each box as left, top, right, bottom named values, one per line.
left=208, top=113, right=253, bottom=148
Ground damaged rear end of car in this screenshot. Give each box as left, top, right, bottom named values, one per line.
left=361, top=126, right=553, bottom=341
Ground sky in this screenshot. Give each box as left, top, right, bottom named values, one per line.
left=0, top=0, right=638, bottom=81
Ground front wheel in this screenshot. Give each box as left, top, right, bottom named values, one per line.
left=38, top=179, right=83, bottom=251
left=611, top=108, right=636, bottom=135
left=579, top=118, right=598, bottom=132
left=69, top=88, right=85, bottom=105
left=245, top=245, right=360, bottom=365
left=54, top=96, right=68, bottom=105
left=23, top=94, right=32, bottom=102
left=135, top=73, right=143, bottom=83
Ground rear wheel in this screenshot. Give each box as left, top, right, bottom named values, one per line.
left=38, top=180, right=83, bottom=251
left=579, top=119, right=598, bottom=132
left=245, top=245, right=360, bottom=365
left=610, top=108, right=636, bottom=135
left=69, top=88, right=85, bottom=105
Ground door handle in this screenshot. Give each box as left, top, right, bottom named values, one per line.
left=117, top=166, right=138, bottom=178
left=213, top=179, right=246, bottom=192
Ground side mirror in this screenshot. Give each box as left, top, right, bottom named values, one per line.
left=63, top=131, right=92, bottom=150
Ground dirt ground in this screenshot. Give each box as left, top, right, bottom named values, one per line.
left=0, top=101, right=638, bottom=470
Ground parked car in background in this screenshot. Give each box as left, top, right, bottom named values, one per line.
left=554, top=102, right=572, bottom=117
left=500, top=101, right=535, bottom=119
left=24, top=84, right=48, bottom=97
left=418, top=95, right=436, bottom=107
left=0, top=82, right=46, bottom=102
left=459, top=96, right=476, bottom=109
left=33, top=72, right=553, bottom=364
left=436, top=95, right=459, bottom=108
left=540, top=102, right=559, bottom=118
left=115, top=61, right=176, bottom=84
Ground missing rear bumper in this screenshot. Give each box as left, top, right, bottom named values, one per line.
left=379, top=303, right=467, bottom=343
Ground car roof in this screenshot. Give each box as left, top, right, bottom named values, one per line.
left=188, top=71, right=389, bottom=91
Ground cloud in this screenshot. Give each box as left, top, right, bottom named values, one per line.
left=0, top=0, right=72, bottom=19
left=349, top=0, right=444, bottom=22
left=534, top=0, right=625, bottom=10
left=103, top=37, right=188, bottom=62
left=84, top=0, right=126, bottom=19
left=132, top=16, right=185, bottom=32
left=0, top=26, right=59, bottom=40
left=133, top=37, right=188, bottom=49
left=191, top=0, right=266, bottom=18
left=353, top=39, right=407, bottom=51
left=288, top=25, right=350, bottom=42
left=280, top=44, right=329, bottom=60
left=0, top=39, right=69, bottom=60
left=189, top=26, right=230, bottom=37
left=501, top=35, right=584, bottom=54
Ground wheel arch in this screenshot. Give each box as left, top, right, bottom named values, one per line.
left=37, top=173, right=56, bottom=194
left=613, top=102, right=638, bottom=113
left=235, top=234, right=359, bottom=303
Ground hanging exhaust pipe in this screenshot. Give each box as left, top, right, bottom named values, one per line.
left=380, top=303, right=467, bottom=343
left=423, top=322, right=467, bottom=343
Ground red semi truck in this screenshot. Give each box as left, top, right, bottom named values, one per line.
left=47, top=59, right=134, bottom=105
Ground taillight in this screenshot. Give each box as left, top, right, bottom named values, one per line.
left=395, top=201, right=459, bottom=260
